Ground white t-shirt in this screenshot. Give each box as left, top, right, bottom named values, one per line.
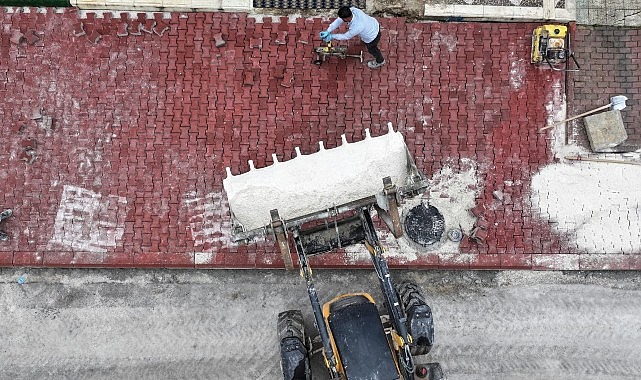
left=326, top=7, right=380, bottom=44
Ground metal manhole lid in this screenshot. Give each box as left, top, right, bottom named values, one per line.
left=403, top=203, right=445, bottom=247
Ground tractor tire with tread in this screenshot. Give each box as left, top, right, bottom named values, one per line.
left=397, top=281, right=435, bottom=356
left=277, top=310, right=311, bottom=380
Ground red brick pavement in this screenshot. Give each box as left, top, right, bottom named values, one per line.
left=1, top=9, right=639, bottom=270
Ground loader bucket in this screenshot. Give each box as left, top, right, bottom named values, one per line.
left=223, top=123, right=427, bottom=241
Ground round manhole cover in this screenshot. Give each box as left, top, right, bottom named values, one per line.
left=403, top=203, right=445, bottom=247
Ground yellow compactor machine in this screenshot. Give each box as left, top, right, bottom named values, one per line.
left=531, top=24, right=580, bottom=71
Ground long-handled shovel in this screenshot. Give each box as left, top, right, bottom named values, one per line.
left=540, top=95, right=628, bottom=132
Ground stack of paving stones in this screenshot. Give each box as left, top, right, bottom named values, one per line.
left=1, top=8, right=638, bottom=270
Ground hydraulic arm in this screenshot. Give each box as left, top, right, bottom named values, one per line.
left=360, top=208, right=415, bottom=375
left=292, top=230, right=340, bottom=379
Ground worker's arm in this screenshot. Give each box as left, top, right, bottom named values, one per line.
left=325, top=18, right=344, bottom=33
left=330, top=27, right=360, bottom=41
left=327, top=16, right=365, bottom=41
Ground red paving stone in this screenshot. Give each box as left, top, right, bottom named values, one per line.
left=1, top=8, right=640, bottom=270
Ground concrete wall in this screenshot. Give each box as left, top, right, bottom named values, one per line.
left=424, top=0, right=576, bottom=22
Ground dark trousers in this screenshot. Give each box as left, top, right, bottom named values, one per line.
left=364, top=31, right=384, bottom=63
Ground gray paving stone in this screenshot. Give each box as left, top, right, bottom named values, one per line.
left=584, top=109, right=628, bottom=151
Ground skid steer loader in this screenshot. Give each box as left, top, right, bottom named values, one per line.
left=224, top=124, right=445, bottom=380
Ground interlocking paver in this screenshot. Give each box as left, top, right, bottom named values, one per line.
left=1, top=9, right=640, bottom=269
left=568, top=26, right=641, bottom=147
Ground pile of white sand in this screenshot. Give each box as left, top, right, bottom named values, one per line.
left=530, top=162, right=641, bottom=253
left=425, top=158, right=480, bottom=236
left=345, top=159, right=481, bottom=262
left=534, top=80, right=641, bottom=254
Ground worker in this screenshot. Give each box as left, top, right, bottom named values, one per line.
left=320, top=6, right=386, bottom=69
left=0, top=209, right=12, bottom=241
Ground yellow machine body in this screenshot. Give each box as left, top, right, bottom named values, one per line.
left=531, top=24, right=579, bottom=71
left=531, top=25, right=567, bottom=64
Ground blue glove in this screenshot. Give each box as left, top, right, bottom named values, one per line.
left=320, top=31, right=333, bottom=43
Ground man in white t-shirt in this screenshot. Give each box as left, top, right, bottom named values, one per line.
left=320, top=6, right=385, bottom=69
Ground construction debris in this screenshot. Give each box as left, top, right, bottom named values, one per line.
left=565, top=155, right=641, bottom=166
left=19, top=138, right=37, bottom=165
left=31, top=108, right=54, bottom=135
left=213, top=33, right=226, bottom=47
left=10, top=30, right=25, bottom=45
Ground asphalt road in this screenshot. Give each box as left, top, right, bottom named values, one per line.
left=1, top=268, right=640, bottom=379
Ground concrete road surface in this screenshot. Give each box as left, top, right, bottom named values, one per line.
left=1, top=268, right=640, bottom=379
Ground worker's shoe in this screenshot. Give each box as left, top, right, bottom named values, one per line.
left=367, top=59, right=385, bottom=69
left=0, top=209, right=12, bottom=222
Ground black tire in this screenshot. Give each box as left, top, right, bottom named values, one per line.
left=397, top=281, right=434, bottom=356
left=277, top=310, right=311, bottom=380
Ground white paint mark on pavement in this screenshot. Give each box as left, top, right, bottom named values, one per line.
left=430, top=31, right=457, bottom=53
left=183, top=191, right=233, bottom=253
left=509, top=56, right=526, bottom=90
left=194, top=252, right=215, bottom=265
left=49, top=185, right=127, bottom=253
